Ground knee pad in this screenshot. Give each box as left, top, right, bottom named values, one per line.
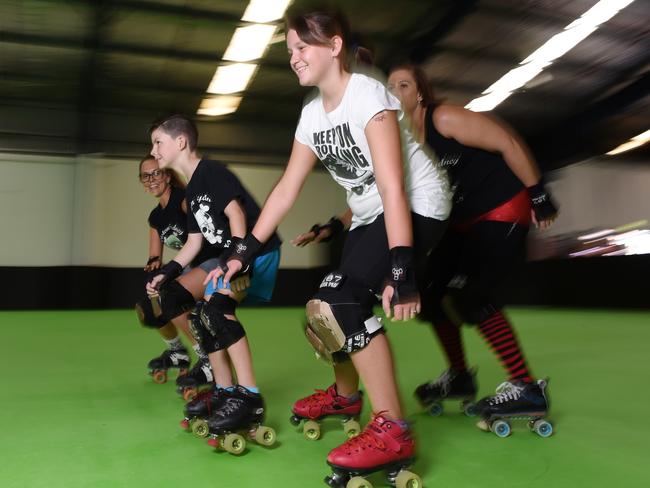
left=305, top=271, right=383, bottom=363
left=190, top=294, right=245, bottom=354
left=134, top=299, right=166, bottom=329
left=159, top=280, right=195, bottom=322
left=445, top=280, right=498, bottom=325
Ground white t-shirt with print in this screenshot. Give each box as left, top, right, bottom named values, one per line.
left=295, top=72, right=452, bottom=229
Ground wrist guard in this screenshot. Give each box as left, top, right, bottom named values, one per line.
left=528, top=183, right=558, bottom=222
left=228, top=234, right=262, bottom=273
left=388, top=246, right=418, bottom=305
left=155, top=260, right=183, bottom=288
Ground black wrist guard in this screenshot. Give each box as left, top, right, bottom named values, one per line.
left=309, top=216, right=344, bottom=242
left=229, top=234, right=262, bottom=271
left=388, top=246, right=418, bottom=305
left=528, top=183, right=558, bottom=222
left=155, top=260, right=183, bottom=287
left=146, top=256, right=161, bottom=266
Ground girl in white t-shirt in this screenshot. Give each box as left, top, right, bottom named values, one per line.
left=215, top=9, right=451, bottom=483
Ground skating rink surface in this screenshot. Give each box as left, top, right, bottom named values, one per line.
left=2, top=307, right=648, bottom=488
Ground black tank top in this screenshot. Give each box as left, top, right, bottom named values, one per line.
left=424, top=105, right=523, bottom=220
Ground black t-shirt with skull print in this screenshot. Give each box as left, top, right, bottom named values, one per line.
left=186, top=159, right=281, bottom=260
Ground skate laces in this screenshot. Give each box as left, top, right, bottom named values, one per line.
left=304, top=387, right=336, bottom=407
left=341, top=413, right=401, bottom=454
left=212, top=397, right=242, bottom=418
left=490, top=381, right=524, bottom=405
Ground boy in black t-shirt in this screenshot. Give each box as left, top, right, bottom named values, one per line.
left=147, top=115, right=281, bottom=445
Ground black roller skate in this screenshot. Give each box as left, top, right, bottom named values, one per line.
left=475, top=378, right=553, bottom=438
left=206, top=385, right=276, bottom=455
left=175, top=357, right=213, bottom=401
left=180, top=387, right=226, bottom=438
left=414, top=368, right=478, bottom=416
left=290, top=385, right=363, bottom=441
left=147, top=348, right=190, bottom=384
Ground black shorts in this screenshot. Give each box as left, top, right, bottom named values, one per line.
left=422, top=220, right=529, bottom=312
left=339, top=213, right=447, bottom=294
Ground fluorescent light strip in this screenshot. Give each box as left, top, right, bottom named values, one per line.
left=466, top=0, right=636, bottom=112
left=606, top=129, right=650, bottom=155
left=197, top=95, right=243, bottom=116
left=206, top=63, right=258, bottom=95
left=242, top=0, right=293, bottom=23
left=198, top=1, right=294, bottom=117
left=224, top=24, right=277, bottom=62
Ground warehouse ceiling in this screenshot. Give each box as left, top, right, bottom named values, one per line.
left=1, top=0, right=648, bottom=169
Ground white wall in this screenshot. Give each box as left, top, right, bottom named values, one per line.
left=0, top=153, right=346, bottom=268
left=0, top=154, right=75, bottom=266
left=543, top=158, right=650, bottom=237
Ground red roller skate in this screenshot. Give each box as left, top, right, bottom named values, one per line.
left=325, top=414, right=422, bottom=488
left=290, top=384, right=363, bottom=440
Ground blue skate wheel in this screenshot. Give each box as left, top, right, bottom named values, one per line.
left=462, top=402, right=478, bottom=417
left=428, top=403, right=443, bottom=417
left=533, top=419, right=553, bottom=438
left=492, top=420, right=511, bottom=438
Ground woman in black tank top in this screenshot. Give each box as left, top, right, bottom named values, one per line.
left=386, top=64, right=558, bottom=433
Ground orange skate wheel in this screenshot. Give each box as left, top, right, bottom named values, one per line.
left=152, top=370, right=167, bottom=384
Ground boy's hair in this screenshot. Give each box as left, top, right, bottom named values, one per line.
left=150, top=114, right=199, bottom=151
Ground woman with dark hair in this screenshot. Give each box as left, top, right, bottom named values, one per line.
left=387, top=63, right=557, bottom=436
left=135, top=156, right=211, bottom=387
left=214, top=8, right=451, bottom=484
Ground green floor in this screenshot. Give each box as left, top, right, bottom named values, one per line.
left=2, top=308, right=649, bottom=487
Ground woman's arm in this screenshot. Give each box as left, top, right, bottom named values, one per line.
left=365, top=110, right=412, bottom=248
left=145, top=227, right=163, bottom=271
left=365, top=109, right=418, bottom=321
left=433, top=104, right=540, bottom=185
left=433, top=105, right=557, bottom=228
left=220, top=139, right=318, bottom=283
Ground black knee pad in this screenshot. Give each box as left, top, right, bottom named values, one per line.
left=445, top=285, right=498, bottom=325
left=134, top=299, right=166, bottom=329
left=191, top=294, right=245, bottom=354
left=308, top=271, right=384, bottom=356
left=159, top=280, right=195, bottom=322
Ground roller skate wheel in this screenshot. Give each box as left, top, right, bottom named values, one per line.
left=303, top=420, right=321, bottom=441
left=289, top=414, right=301, bottom=426
left=343, top=419, right=361, bottom=438
left=532, top=419, right=553, bottom=438
left=492, top=420, right=511, bottom=438
left=428, top=402, right=443, bottom=417
left=462, top=401, right=478, bottom=417
left=254, top=426, right=277, bottom=446
left=346, top=476, right=373, bottom=488
left=223, top=433, right=246, bottom=455
left=395, top=470, right=423, bottom=488
left=152, top=370, right=167, bottom=384
left=179, top=418, right=190, bottom=430
left=191, top=418, right=210, bottom=438
left=182, top=388, right=198, bottom=402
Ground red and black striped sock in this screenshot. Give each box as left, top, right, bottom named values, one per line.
left=477, top=311, right=533, bottom=382
left=432, top=320, right=468, bottom=372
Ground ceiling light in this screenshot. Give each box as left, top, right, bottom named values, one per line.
left=207, top=63, right=258, bottom=95
left=606, top=129, right=650, bottom=155
left=466, top=0, right=636, bottom=112
left=197, top=95, right=243, bottom=117
left=223, top=24, right=277, bottom=62
left=242, top=0, right=293, bottom=23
